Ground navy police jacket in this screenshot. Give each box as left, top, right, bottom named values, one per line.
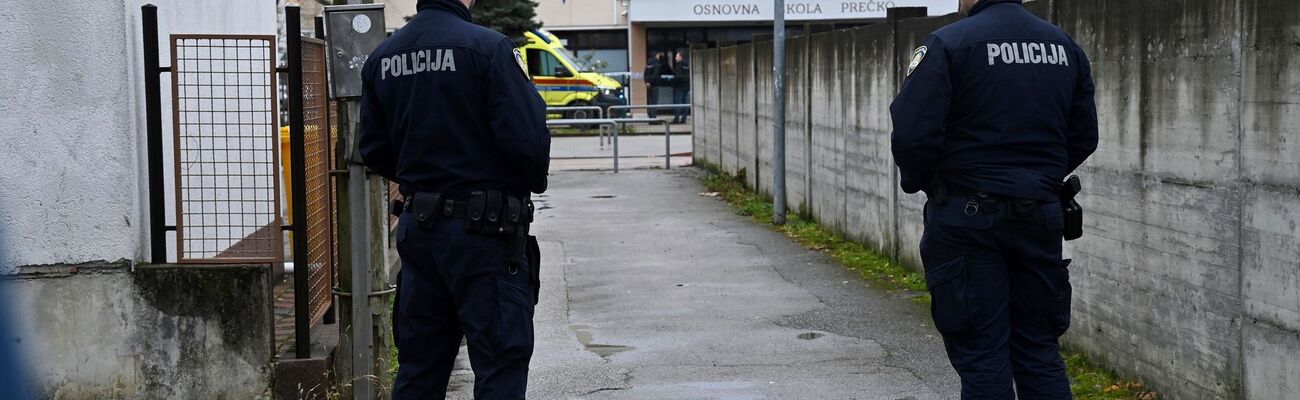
left=890, top=0, right=1098, bottom=201
left=359, top=0, right=551, bottom=198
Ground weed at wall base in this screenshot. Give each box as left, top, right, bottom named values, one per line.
left=697, top=169, right=1160, bottom=400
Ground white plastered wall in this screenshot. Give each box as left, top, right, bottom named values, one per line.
left=0, top=0, right=278, bottom=273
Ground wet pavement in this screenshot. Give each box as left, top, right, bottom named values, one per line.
left=444, top=169, right=959, bottom=399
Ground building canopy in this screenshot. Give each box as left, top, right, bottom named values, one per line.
left=630, top=0, right=959, bottom=23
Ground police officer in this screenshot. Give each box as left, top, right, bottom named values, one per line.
left=890, top=0, right=1098, bottom=398
left=671, top=52, right=691, bottom=124
left=644, top=52, right=670, bottom=118
left=358, top=0, right=550, bottom=398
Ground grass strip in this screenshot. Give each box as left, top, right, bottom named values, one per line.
left=699, top=172, right=928, bottom=300
left=698, top=170, right=1159, bottom=400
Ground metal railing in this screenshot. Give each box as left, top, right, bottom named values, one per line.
left=547, top=117, right=674, bottom=172
left=546, top=105, right=604, bottom=119
left=606, top=104, right=692, bottom=117
left=547, top=104, right=691, bottom=149
left=607, top=106, right=688, bottom=171
left=547, top=106, right=612, bottom=146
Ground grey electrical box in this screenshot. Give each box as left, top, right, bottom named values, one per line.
left=323, top=4, right=386, bottom=99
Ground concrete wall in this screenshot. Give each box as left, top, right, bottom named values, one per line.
left=692, top=0, right=1300, bottom=398
left=1, top=1, right=282, bottom=397
left=0, top=0, right=276, bottom=271
left=0, top=1, right=142, bottom=271
left=536, top=0, right=627, bottom=28
left=3, top=264, right=275, bottom=399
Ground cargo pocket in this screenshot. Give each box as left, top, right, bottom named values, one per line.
left=1052, top=259, right=1073, bottom=337
left=925, top=257, right=972, bottom=334
left=527, top=236, right=542, bottom=305
left=493, top=278, right=535, bottom=360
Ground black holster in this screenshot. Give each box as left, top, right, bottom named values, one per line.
left=407, top=190, right=541, bottom=303
left=1060, top=176, right=1084, bottom=241
left=526, top=234, right=541, bottom=305
left=466, top=190, right=542, bottom=304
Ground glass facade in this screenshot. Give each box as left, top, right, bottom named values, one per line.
left=551, top=29, right=630, bottom=73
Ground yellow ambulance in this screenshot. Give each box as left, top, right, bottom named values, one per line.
left=518, top=29, right=625, bottom=118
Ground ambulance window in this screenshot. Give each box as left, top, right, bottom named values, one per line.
left=526, top=49, right=566, bottom=77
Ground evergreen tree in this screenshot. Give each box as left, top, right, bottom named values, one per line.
left=471, top=0, right=541, bottom=40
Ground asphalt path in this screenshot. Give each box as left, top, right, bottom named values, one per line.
left=440, top=169, right=958, bottom=399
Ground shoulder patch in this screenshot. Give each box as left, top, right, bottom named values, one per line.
left=513, top=48, right=530, bottom=78
left=906, top=46, right=928, bottom=77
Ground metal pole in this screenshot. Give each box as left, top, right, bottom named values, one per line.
left=664, top=121, right=672, bottom=169
left=142, top=4, right=167, bottom=263
left=345, top=102, right=374, bottom=400
left=772, top=0, right=788, bottom=225
left=612, top=122, right=620, bottom=173
left=320, top=9, right=335, bottom=327
left=286, top=5, right=313, bottom=359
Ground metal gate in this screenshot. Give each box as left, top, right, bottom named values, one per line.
left=143, top=4, right=351, bottom=360
left=297, top=37, right=336, bottom=325
left=170, top=35, right=283, bottom=264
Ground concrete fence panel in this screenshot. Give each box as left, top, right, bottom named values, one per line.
left=720, top=45, right=740, bottom=175
left=1235, top=0, right=1300, bottom=399
left=736, top=43, right=759, bottom=188
left=691, top=46, right=710, bottom=166
left=835, top=31, right=856, bottom=238
left=844, top=23, right=901, bottom=256
left=1060, top=1, right=1249, bottom=398
left=755, top=39, right=776, bottom=197
left=706, top=48, right=724, bottom=169
left=784, top=34, right=811, bottom=214
left=695, top=48, right=720, bottom=168
left=808, top=31, right=847, bottom=231
left=693, top=2, right=1298, bottom=396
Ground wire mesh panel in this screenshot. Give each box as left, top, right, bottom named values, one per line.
left=301, top=38, right=334, bottom=324
left=329, top=100, right=340, bottom=284
left=171, top=35, right=283, bottom=264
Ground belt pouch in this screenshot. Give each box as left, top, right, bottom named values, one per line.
left=467, top=191, right=487, bottom=233
left=507, top=197, right=523, bottom=225
left=412, top=193, right=441, bottom=227
left=485, top=190, right=504, bottom=234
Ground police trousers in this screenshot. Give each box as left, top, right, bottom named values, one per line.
left=392, top=213, right=535, bottom=400
left=921, top=192, right=1073, bottom=400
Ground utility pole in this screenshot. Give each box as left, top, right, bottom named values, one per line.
left=772, top=0, right=788, bottom=225
left=326, top=2, right=388, bottom=399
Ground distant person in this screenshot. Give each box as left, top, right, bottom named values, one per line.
left=671, top=52, right=691, bottom=124
left=644, top=52, right=671, bottom=118
left=889, top=0, right=1098, bottom=399
left=359, top=0, right=551, bottom=398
